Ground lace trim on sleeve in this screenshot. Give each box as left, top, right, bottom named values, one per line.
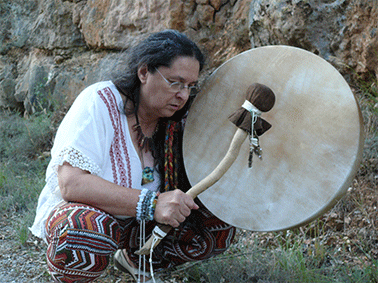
left=53, top=146, right=102, bottom=176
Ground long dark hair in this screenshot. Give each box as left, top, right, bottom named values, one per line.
left=113, top=30, right=205, bottom=192
left=113, top=29, right=205, bottom=121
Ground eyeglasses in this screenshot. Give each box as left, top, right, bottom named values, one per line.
left=155, top=68, right=199, bottom=96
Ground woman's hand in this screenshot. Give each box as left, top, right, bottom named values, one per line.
left=154, top=189, right=199, bottom=227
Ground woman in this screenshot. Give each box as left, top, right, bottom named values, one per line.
left=30, top=30, right=235, bottom=282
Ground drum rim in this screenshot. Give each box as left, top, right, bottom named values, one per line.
left=183, top=45, right=364, bottom=232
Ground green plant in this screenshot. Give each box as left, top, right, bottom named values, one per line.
left=16, top=222, right=30, bottom=246
left=31, top=77, right=60, bottom=114
left=0, top=166, right=6, bottom=189
left=0, top=111, right=54, bottom=161
left=360, top=78, right=378, bottom=116
left=0, top=109, right=56, bottom=247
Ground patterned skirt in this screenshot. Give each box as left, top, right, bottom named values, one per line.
left=45, top=201, right=235, bottom=282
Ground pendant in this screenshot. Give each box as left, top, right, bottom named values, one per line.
left=142, top=166, right=154, bottom=185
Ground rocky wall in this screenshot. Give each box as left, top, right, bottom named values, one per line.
left=0, top=0, right=376, bottom=113
left=249, top=0, right=378, bottom=79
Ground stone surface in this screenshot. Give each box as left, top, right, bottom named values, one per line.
left=28, top=0, right=85, bottom=49
left=249, top=0, right=378, bottom=77
left=0, top=59, right=19, bottom=109
left=0, top=0, right=376, bottom=113
left=341, top=2, right=378, bottom=76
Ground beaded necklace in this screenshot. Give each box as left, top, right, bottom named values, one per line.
left=132, top=123, right=154, bottom=153
left=132, top=119, right=158, bottom=185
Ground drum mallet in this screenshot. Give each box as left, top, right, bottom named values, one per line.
left=136, top=83, right=276, bottom=255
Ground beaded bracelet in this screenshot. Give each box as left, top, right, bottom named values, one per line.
left=136, top=189, right=159, bottom=222
left=149, top=191, right=160, bottom=220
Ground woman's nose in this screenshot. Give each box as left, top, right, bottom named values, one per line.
left=176, top=87, right=190, bottom=99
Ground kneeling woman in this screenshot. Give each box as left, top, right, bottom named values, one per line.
left=30, top=30, right=235, bottom=283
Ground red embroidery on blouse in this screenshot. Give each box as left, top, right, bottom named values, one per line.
left=98, top=86, right=132, bottom=188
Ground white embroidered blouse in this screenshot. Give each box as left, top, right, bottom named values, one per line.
left=30, top=81, right=159, bottom=241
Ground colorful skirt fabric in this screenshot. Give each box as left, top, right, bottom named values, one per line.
left=45, top=201, right=235, bottom=282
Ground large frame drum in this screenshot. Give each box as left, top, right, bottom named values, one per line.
left=183, top=46, right=364, bottom=232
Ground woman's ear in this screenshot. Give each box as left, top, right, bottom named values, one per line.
left=137, top=64, right=148, bottom=84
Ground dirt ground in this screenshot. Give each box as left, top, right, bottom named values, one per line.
left=0, top=174, right=376, bottom=282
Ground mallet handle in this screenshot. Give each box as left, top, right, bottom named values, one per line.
left=135, top=128, right=248, bottom=255
left=186, top=128, right=248, bottom=198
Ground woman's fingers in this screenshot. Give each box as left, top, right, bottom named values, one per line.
left=154, top=189, right=198, bottom=227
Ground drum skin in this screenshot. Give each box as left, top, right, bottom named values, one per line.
left=183, top=45, right=364, bottom=232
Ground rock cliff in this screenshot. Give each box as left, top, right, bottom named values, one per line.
left=0, top=0, right=376, bottom=113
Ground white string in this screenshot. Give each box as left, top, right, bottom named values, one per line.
left=242, top=100, right=262, bottom=167
left=242, top=100, right=261, bottom=145
left=249, top=112, right=259, bottom=147
left=143, top=221, right=146, bottom=283
left=149, top=226, right=168, bottom=283
left=138, top=221, right=147, bottom=283
left=138, top=222, right=142, bottom=283
left=242, top=100, right=262, bottom=116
